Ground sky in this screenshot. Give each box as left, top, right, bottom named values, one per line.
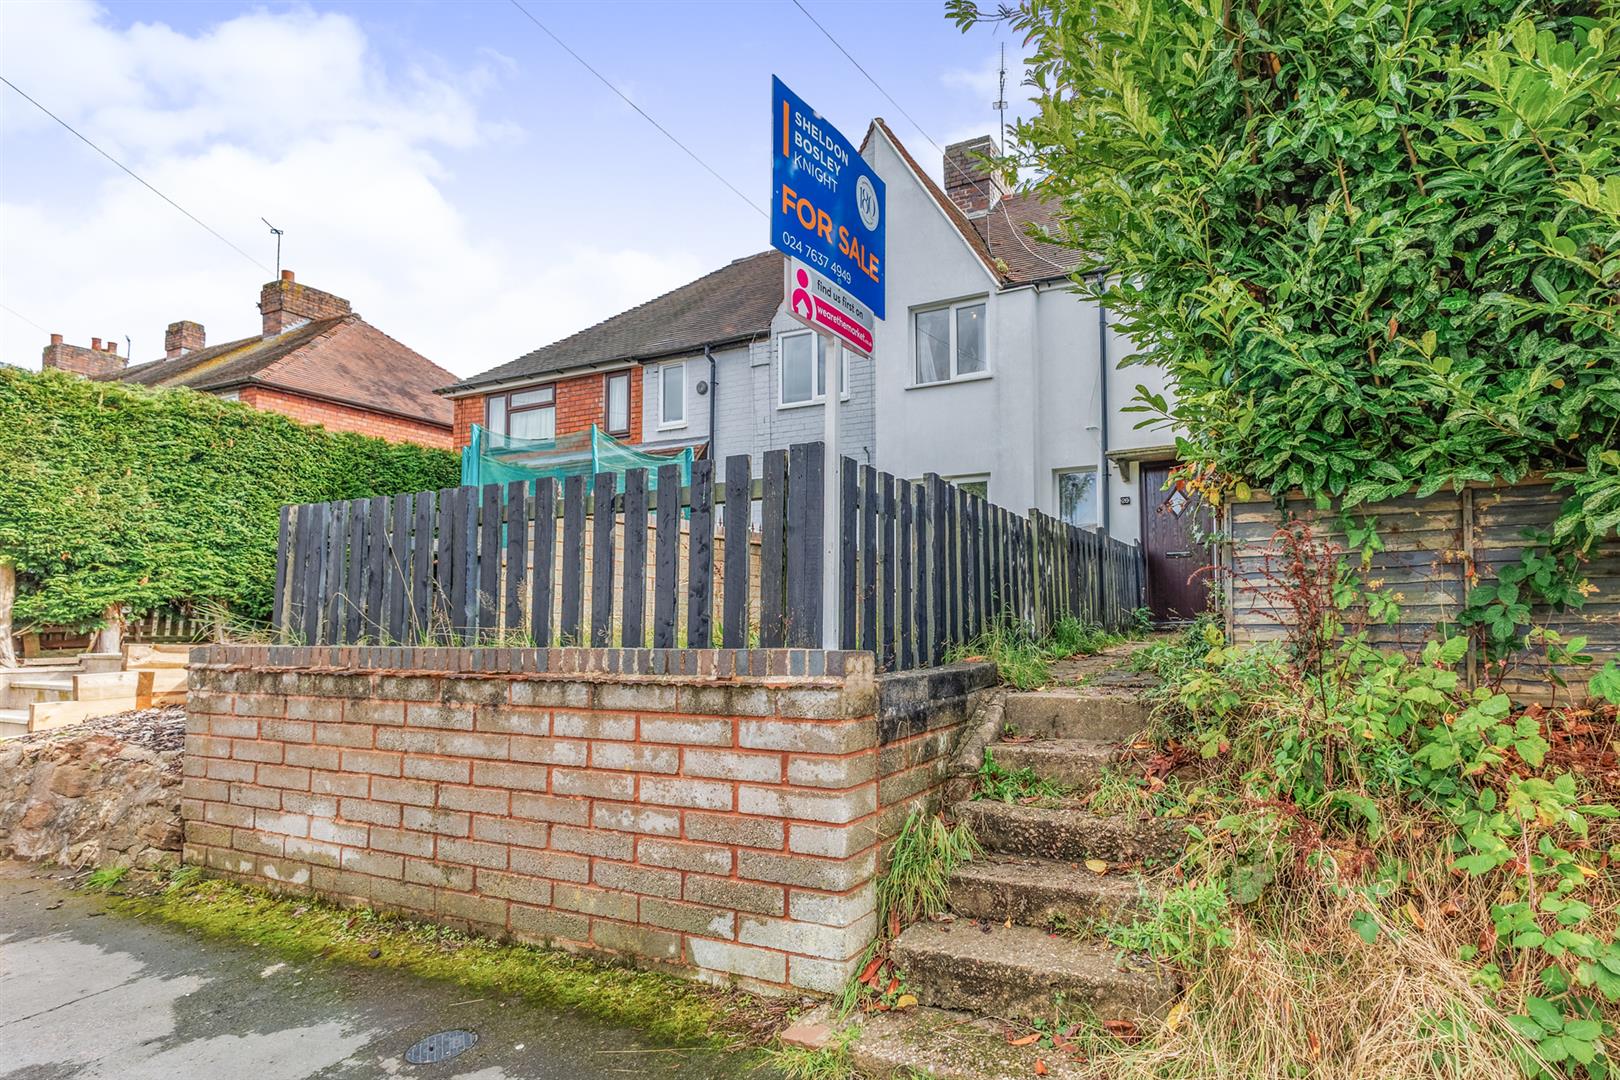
left=0, top=0, right=1028, bottom=378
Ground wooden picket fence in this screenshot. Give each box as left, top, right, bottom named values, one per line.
left=272, top=441, right=1144, bottom=670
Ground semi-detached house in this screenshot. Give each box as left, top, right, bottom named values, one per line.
left=440, top=122, right=1204, bottom=622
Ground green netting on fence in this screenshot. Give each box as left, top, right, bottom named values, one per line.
left=460, top=424, right=693, bottom=492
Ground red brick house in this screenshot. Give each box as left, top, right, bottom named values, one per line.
left=438, top=252, right=784, bottom=455
left=43, top=271, right=456, bottom=449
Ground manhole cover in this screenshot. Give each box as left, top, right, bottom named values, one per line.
left=405, top=1029, right=479, bottom=1065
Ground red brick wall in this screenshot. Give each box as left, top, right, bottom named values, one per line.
left=453, top=370, right=643, bottom=452
left=238, top=387, right=452, bottom=450
left=182, top=645, right=889, bottom=995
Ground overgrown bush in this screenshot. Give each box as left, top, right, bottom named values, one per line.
left=952, top=0, right=1620, bottom=551
left=0, top=367, right=458, bottom=630
left=1109, top=520, right=1620, bottom=1079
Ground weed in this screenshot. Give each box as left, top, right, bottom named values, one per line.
left=1088, top=766, right=1154, bottom=818
left=164, top=865, right=204, bottom=893
left=769, top=1028, right=859, bottom=1080
left=949, top=615, right=1126, bottom=690
left=1105, top=879, right=1234, bottom=967
left=876, top=811, right=982, bottom=931
left=974, top=747, right=1065, bottom=803
left=82, top=866, right=130, bottom=893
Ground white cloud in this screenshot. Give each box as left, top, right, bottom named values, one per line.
left=0, top=1, right=703, bottom=376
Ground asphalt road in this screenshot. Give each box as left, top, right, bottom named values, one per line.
left=0, top=862, right=774, bottom=1079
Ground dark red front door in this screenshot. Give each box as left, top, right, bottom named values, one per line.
left=1140, top=462, right=1212, bottom=622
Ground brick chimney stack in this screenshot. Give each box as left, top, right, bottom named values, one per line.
left=942, top=135, right=1006, bottom=217
left=42, top=334, right=127, bottom=378
left=259, top=269, right=351, bottom=336
left=165, top=320, right=206, bottom=358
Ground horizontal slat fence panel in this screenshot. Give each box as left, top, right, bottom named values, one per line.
left=273, top=443, right=1146, bottom=669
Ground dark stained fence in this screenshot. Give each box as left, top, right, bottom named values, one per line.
left=273, top=442, right=1146, bottom=669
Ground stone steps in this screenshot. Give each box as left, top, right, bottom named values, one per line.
left=0, top=708, right=29, bottom=739
left=987, top=738, right=1116, bottom=790
left=947, top=854, right=1152, bottom=926
left=892, top=920, right=1176, bottom=1023
left=852, top=1006, right=1092, bottom=1079
left=1001, top=688, right=1149, bottom=742
left=954, top=799, right=1183, bottom=866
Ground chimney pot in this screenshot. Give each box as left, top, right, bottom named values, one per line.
left=50, top=333, right=62, bottom=346
left=91, top=337, right=101, bottom=350
left=281, top=269, right=295, bottom=282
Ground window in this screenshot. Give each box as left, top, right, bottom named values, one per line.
left=914, top=299, right=988, bottom=385
left=1057, top=468, right=1099, bottom=528
left=778, top=331, right=849, bottom=407
left=947, top=475, right=990, bottom=499
left=486, top=385, right=555, bottom=441
left=659, top=362, right=685, bottom=428
left=604, top=372, right=631, bottom=436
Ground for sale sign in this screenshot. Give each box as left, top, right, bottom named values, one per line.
left=771, top=75, right=885, bottom=347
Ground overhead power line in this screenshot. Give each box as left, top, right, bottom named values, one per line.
left=788, top=0, right=1072, bottom=275
left=505, top=0, right=767, bottom=220
left=1, top=75, right=270, bottom=274
left=0, top=300, right=49, bottom=335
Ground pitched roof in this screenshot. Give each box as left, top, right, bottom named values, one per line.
left=865, top=118, right=1082, bottom=286
left=110, top=315, right=455, bottom=427
left=443, top=251, right=784, bottom=395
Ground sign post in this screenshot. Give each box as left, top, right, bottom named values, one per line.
left=771, top=76, right=885, bottom=649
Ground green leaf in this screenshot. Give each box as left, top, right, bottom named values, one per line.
left=1526, top=996, right=1565, bottom=1034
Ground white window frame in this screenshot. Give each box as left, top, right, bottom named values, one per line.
left=911, top=297, right=990, bottom=387
left=486, top=384, right=557, bottom=440
left=945, top=474, right=991, bottom=500
left=604, top=371, right=631, bottom=437
left=657, top=362, right=687, bottom=430
left=1055, top=466, right=1101, bottom=529
left=777, top=330, right=851, bottom=410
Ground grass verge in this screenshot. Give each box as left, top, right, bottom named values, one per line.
left=108, top=872, right=790, bottom=1050
left=949, top=615, right=1131, bottom=690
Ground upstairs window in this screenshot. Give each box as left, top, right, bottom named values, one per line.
left=914, top=299, right=987, bottom=385
left=605, top=372, right=631, bottom=436
left=486, top=385, right=556, bottom=441
left=659, top=362, right=686, bottom=428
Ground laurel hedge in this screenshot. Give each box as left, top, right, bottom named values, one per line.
left=0, top=366, right=459, bottom=631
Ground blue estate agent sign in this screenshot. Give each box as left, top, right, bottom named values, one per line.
left=771, top=76, right=885, bottom=320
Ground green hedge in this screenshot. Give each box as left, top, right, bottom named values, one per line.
left=0, top=367, right=459, bottom=629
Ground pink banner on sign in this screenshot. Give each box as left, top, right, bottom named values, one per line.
left=812, top=297, right=873, bottom=354
left=786, top=259, right=875, bottom=358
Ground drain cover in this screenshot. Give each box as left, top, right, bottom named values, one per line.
left=405, top=1029, right=479, bottom=1065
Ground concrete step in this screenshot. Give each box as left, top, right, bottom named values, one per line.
left=893, top=920, right=1176, bottom=1023
left=1002, top=688, right=1150, bottom=742
left=0, top=707, right=29, bottom=739
left=954, top=799, right=1183, bottom=866
left=948, top=854, right=1152, bottom=927
left=853, top=1006, right=1092, bottom=1080
left=988, top=739, right=1116, bottom=790
left=10, top=676, right=74, bottom=692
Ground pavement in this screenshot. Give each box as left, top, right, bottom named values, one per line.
left=0, top=862, right=776, bottom=1079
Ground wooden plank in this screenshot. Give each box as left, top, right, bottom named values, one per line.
left=389, top=492, right=412, bottom=645
left=343, top=500, right=365, bottom=644
left=653, top=463, right=681, bottom=648
left=916, top=479, right=934, bottom=666
left=434, top=487, right=457, bottom=642
left=944, top=482, right=959, bottom=648
left=860, top=464, right=878, bottom=654
left=840, top=456, right=858, bottom=650
left=272, top=505, right=292, bottom=637
left=759, top=450, right=788, bottom=648
left=530, top=479, right=555, bottom=648
left=879, top=471, right=897, bottom=671
left=560, top=474, right=586, bottom=645
left=621, top=468, right=648, bottom=649
left=504, top=480, right=528, bottom=638
left=366, top=495, right=389, bottom=640
left=323, top=500, right=346, bottom=644
left=898, top=476, right=913, bottom=670
left=591, top=471, right=617, bottom=647
left=688, top=458, right=714, bottom=648
left=448, top=487, right=472, bottom=639
left=476, top=485, right=501, bottom=641
left=722, top=455, right=752, bottom=648
left=411, top=490, right=434, bottom=641
left=786, top=443, right=812, bottom=647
